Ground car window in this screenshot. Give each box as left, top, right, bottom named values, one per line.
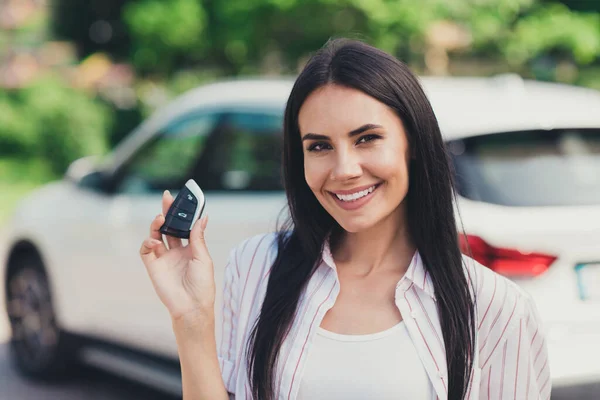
left=193, top=112, right=284, bottom=191
left=115, top=112, right=220, bottom=194
left=449, top=128, right=600, bottom=206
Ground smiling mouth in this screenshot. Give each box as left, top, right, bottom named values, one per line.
left=330, top=183, right=382, bottom=202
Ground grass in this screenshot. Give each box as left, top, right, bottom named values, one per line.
left=0, top=157, right=58, bottom=225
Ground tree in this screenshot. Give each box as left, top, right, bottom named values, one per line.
left=49, top=0, right=600, bottom=81
left=502, top=3, right=600, bottom=66
left=50, top=0, right=132, bottom=60
left=549, top=0, right=600, bottom=12
left=122, top=0, right=208, bottom=75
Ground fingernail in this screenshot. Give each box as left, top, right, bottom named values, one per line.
left=150, top=239, right=161, bottom=245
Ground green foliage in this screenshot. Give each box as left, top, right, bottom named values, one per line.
left=50, top=0, right=131, bottom=60
left=546, top=0, right=600, bottom=13
left=0, top=93, right=40, bottom=154
left=503, top=3, right=600, bottom=65
left=0, top=75, right=112, bottom=175
left=23, top=77, right=112, bottom=174
left=577, top=66, right=600, bottom=89
left=0, top=157, right=57, bottom=184
left=208, top=0, right=411, bottom=72
left=48, top=0, right=600, bottom=81
left=116, top=0, right=600, bottom=79
left=123, top=0, right=208, bottom=73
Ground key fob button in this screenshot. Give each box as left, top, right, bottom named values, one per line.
left=162, top=215, right=191, bottom=231
left=170, top=207, right=194, bottom=222
left=174, top=197, right=196, bottom=213
left=182, top=188, right=197, bottom=204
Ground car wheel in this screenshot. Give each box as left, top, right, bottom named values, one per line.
left=5, top=253, right=77, bottom=380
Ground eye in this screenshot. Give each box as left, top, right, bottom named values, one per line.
left=307, top=142, right=332, bottom=152
left=356, top=134, right=381, bottom=145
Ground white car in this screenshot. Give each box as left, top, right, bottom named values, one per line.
left=1, top=76, right=599, bottom=395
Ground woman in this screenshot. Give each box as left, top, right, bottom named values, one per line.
left=140, top=38, right=551, bottom=400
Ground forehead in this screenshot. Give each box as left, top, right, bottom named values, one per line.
left=298, top=84, right=400, bottom=134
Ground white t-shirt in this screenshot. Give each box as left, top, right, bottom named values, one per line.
left=296, top=321, right=435, bottom=400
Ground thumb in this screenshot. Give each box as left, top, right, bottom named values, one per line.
left=189, top=215, right=211, bottom=262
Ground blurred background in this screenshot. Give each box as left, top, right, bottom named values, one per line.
left=1, top=0, right=600, bottom=223
left=0, top=0, right=599, bottom=399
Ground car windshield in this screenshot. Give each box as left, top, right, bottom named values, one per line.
left=448, top=128, right=600, bottom=207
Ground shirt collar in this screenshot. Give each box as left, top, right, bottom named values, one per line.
left=321, top=238, right=436, bottom=300
left=404, top=251, right=436, bottom=299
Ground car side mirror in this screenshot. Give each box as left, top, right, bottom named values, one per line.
left=65, top=156, right=112, bottom=193
left=65, top=156, right=100, bottom=183
left=78, top=170, right=112, bottom=193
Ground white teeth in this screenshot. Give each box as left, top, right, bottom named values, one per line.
left=335, top=185, right=377, bottom=202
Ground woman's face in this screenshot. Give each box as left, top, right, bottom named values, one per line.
left=298, top=84, right=412, bottom=233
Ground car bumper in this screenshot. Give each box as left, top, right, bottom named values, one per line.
left=546, top=321, right=600, bottom=387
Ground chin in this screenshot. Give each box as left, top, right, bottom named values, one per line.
left=335, top=216, right=377, bottom=233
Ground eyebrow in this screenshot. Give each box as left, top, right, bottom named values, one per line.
left=301, top=123, right=383, bottom=142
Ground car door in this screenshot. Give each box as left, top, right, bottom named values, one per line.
left=104, top=108, right=287, bottom=358
left=86, top=110, right=221, bottom=353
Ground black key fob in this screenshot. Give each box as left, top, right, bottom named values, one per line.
left=159, top=179, right=205, bottom=239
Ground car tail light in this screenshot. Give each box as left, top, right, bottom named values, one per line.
left=459, top=234, right=557, bottom=278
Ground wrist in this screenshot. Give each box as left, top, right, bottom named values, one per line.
left=172, top=310, right=215, bottom=337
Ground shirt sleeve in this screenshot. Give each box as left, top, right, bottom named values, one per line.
left=217, top=247, right=240, bottom=395
left=479, top=292, right=552, bottom=400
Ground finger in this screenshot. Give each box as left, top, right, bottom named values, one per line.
left=161, top=190, right=173, bottom=216
left=189, top=215, right=211, bottom=262
left=149, top=214, right=168, bottom=258
left=140, top=238, right=162, bottom=264
left=162, top=190, right=182, bottom=250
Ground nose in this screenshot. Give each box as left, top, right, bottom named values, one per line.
left=330, top=150, right=362, bottom=181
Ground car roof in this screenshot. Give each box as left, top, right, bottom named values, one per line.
left=105, top=75, right=600, bottom=171
left=169, top=74, right=600, bottom=140
left=421, top=75, right=600, bottom=140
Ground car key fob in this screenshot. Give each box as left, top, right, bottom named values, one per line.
left=159, top=179, right=205, bottom=239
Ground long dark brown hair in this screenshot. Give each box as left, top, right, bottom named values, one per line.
left=246, top=38, right=476, bottom=400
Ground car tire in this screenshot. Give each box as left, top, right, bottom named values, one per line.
left=5, top=252, right=78, bottom=380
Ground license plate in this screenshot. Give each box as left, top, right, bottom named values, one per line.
left=575, top=263, right=600, bottom=301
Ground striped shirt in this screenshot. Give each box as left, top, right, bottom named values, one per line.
left=217, top=233, right=551, bottom=400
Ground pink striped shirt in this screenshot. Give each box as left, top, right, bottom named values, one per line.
left=217, top=233, right=551, bottom=400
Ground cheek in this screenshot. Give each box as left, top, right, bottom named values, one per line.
left=365, top=149, right=408, bottom=180
left=303, top=157, right=328, bottom=192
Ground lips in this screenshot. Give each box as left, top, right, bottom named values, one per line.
left=328, top=183, right=382, bottom=211
left=330, top=183, right=380, bottom=196
left=333, top=185, right=377, bottom=201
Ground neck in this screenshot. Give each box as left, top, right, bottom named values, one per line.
left=331, top=205, right=416, bottom=277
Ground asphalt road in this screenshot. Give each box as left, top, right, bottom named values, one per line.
left=0, top=311, right=177, bottom=400
left=0, top=343, right=178, bottom=400
left=0, top=266, right=176, bottom=400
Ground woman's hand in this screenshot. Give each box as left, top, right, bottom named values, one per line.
left=139, top=190, right=216, bottom=323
